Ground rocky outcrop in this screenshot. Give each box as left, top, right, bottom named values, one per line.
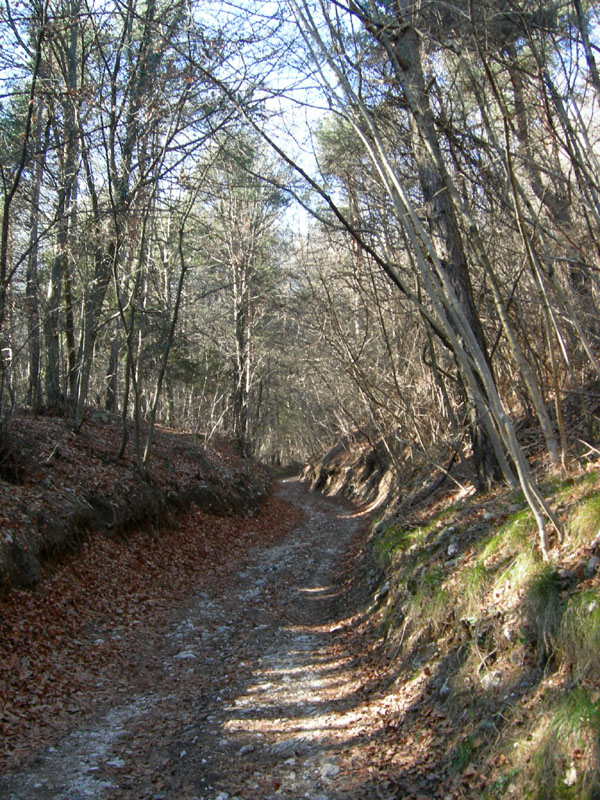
left=301, top=430, right=396, bottom=509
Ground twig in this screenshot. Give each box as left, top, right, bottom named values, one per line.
left=391, top=617, right=409, bottom=661
left=578, top=438, right=600, bottom=457
left=474, top=640, right=497, bottom=675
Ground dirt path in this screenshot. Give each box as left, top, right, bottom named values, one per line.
left=0, top=480, right=388, bottom=800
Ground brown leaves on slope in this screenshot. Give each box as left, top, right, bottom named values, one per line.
left=0, top=414, right=271, bottom=589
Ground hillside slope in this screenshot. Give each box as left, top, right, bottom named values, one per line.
left=306, top=434, right=600, bottom=799
left=0, top=413, right=270, bottom=590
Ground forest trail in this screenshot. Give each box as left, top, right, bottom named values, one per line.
left=0, top=481, right=391, bottom=800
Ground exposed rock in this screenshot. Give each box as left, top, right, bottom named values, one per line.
left=320, top=762, right=340, bottom=779
left=584, top=555, right=600, bottom=578
left=479, top=670, right=502, bottom=691
left=301, top=430, right=394, bottom=508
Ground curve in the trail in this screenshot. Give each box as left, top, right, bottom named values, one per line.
left=0, top=480, right=389, bottom=800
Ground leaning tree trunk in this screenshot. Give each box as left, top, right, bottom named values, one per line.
left=105, top=332, right=119, bottom=413
left=396, top=23, right=500, bottom=488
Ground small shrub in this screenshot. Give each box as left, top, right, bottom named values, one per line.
left=451, top=734, right=475, bottom=772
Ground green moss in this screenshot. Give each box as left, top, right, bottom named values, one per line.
left=372, top=524, right=412, bottom=564
left=372, top=499, right=465, bottom=566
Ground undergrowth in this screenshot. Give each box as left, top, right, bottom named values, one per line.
left=480, top=507, right=535, bottom=563
left=526, top=688, right=600, bottom=800
left=368, top=463, right=600, bottom=798
left=568, top=491, right=600, bottom=543
left=524, top=564, right=563, bottom=662
left=558, top=589, right=600, bottom=680
left=459, top=561, right=488, bottom=620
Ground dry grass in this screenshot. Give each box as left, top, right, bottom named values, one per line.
left=568, top=491, right=600, bottom=544
left=524, top=564, right=563, bottom=663
left=558, top=589, right=600, bottom=681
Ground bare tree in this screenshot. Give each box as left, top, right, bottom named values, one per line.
left=0, top=0, right=49, bottom=416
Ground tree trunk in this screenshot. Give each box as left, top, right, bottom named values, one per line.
left=46, top=0, right=80, bottom=412
left=232, top=256, right=252, bottom=457
left=105, top=334, right=119, bottom=413
left=26, top=105, right=46, bottom=413
left=0, top=9, right=46, bottom=413
left=45, top=195, right=66, bottom=410
left=143, top=228, right=189, bottom=468
left=396, top=24, right=499, bottom=487
left=506, top=46, right=599, bottom=341
left=573, top=0, right=600, bottom=98
left=74, top=242, right=113, bottom=426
